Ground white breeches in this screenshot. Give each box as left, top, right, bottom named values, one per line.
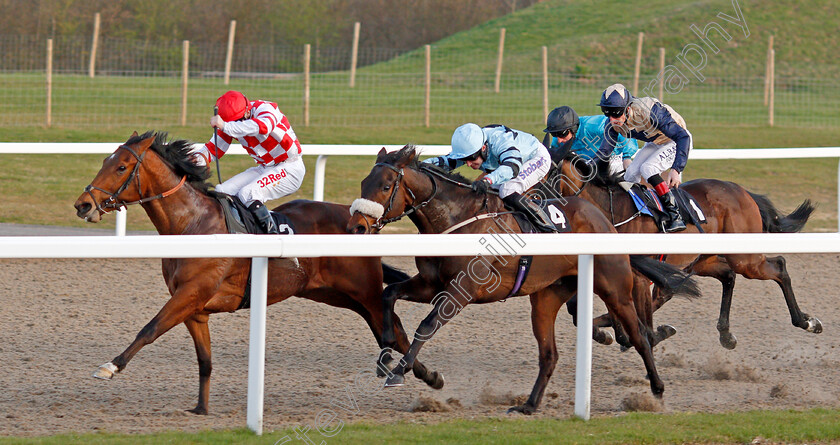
left=498, top=144, right=552, bottom=198
left=214, top=157, right=306, bottom=205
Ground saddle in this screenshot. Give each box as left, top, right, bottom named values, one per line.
left=507, top=199, right=572, bottom=234
left=209, top=191, right=296, bottom=235
left=625, top=184, right=707, bottom=232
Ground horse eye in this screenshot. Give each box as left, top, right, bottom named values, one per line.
left=117, top=165, right=127, bottom=172
left=383, top=185, right=391, bottom=191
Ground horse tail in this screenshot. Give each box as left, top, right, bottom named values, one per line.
left=747, top=192, right=815, bottom=233
left=382, top=262, right=410, bottom=285
left=629, top=255, right=702, bottom=300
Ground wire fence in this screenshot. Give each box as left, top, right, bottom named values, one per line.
left=2, top=34, right=838, bottom=130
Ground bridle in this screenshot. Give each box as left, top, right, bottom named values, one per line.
left=83, top=143, right=187, bottom=214
left=366, top=162, right=438, bottom=231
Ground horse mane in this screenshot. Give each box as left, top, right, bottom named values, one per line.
left=127, top=131, right=212, bottom=194
left=555, top=143, right=623, bottom=188
left=382, top=144, right=476, bottom=186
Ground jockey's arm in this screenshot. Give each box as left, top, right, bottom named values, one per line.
left=422, top=155, right=464, bottom=170
left=596, top=124, right=620, bottom=163
left=484, top=145, right=522, bottom=185
left=651, top=105, right=691, bottom=173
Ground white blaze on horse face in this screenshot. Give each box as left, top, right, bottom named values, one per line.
left=107, top=153, right=116, bottom=161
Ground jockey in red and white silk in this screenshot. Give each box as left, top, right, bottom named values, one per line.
left=193, top=95, right=305, bottom=207
left=193, top=90, right=305, bottom=235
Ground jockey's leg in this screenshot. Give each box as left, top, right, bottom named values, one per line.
left=648, top=174, right=686, bottom=233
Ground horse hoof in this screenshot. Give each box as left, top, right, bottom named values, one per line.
left=719, top=332, right=737, bottom=350
left=186, top=406, right=208, bottom=415
left=430, top=372, right=445, bottom=390
left=806, top=316, right=823, bottom=334
left=594, top=330, right=614, bottom=346
left=656, top=324, right=677, bottom=342
left=507, top=404, right=535, bottom=415
left=92, top=362, right=118, bottom=380
left=385, top=374, right=405, bottom=388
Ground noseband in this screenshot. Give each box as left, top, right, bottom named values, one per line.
left=83, top=144, right=186, bottom=214
left=366, top=162, right=437, bottom=231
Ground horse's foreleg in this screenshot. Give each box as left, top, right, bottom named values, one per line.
left=94, top=292, right=201, bottom=380
left=184, top=314, right=212, bottom=415
left=566, top=294, right=615, bottom=346
left=509, top=289, right=566, bottom=415
left=385, top=287, right=467, bottom=388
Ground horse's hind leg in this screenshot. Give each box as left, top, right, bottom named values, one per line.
left=509, top=288, right=567, bottom=415
left=565, top=295, right=615, bottom=346
left=594, top=256, right=664, bottom=398
left=727, top=254, right=822, bottom=334
left=184, top=314, right=212, bottom=415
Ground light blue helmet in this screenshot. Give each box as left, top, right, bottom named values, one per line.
left=450, top=123, right=486, bottom=160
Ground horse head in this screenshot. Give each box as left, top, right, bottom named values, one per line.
left=347, top=145, right=425, bottom=234
left=348, top=144, right=494, bottom=235
left=74, top=131, right=210, bottom=224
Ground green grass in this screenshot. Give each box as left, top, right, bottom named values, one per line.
left=3, top=408, right=840, bottom=444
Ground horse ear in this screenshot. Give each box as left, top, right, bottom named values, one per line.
left=376, top=147, right=388, bottom=161
left=130, top=131, right=139, bottom=138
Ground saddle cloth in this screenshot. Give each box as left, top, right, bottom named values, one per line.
left=508, top=199, right=573, bottom=234
left=626, top=185, right=707, bottom=232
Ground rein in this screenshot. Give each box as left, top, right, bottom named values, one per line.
left=83, top=144, right=188, bottom=214
left=364, top=162, right=510, bottom=233
left=368, top=162, right=438, bottom=231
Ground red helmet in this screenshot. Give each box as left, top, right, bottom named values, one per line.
left=215, top=90, right=251, bottom=121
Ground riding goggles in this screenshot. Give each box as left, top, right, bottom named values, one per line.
left=550, top=129, right=572, bottom=139
left=601, top=106, right=625, bottom=118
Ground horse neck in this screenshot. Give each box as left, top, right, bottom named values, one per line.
left=406, top=169, right=486, bottom=234
left=138, top=152, right=222, bottom=235
left=562, top=161, right=634, bottom=223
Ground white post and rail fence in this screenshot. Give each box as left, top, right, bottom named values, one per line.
left=1, top=233, right=839, bottom=434
left=2, top=144, right=840, bottom=234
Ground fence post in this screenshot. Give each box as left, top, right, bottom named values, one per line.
left=764, top=35, right=774, bottom=106
left=542, top=46, right=548, bottom=119
left=768, top=48, right=775, bottom=126
left=46, top=39, right=53, bottom=127
left=304, top=44, right=311, bottom=127
left=349, top=22, right=360, bottom=88
left=632, top=32, right=643, bottom=95
left=224, top=20, right=236, bottom=85
left=494, top=28, right=505, bottom=93
left=89, top=12, right=100, bottom=78
left=181, top=40, right=189, bottom=126
left=424, top=44, right=431, bottom=127
left=574, top=254, right=594, bottom=420
left=658, top=47, right=665, bottom=101
left=246, top=256, right=269, bottom=435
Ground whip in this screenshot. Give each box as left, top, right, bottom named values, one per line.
left=213, top=106, right=223, bottom=184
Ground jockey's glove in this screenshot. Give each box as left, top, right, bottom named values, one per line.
left=470, top=178, right=491, bottom=194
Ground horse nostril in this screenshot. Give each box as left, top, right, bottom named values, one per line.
left=351, top=225, right=366, bottom=235
left=76, top=202, right=92, bottom=217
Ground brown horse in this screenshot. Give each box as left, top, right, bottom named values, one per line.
left=542, top=144, right=821, bottom=349
left=347, top=145, right=699, bottom=414
left=72, top=132, right=442, bottom=414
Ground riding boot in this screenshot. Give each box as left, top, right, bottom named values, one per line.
left=248, top=201, right=280, bottom=235
left=502, top=192, right=557, bottom=233
left=659, top=190, right=686, bottom=233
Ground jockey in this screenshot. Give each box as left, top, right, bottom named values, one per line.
left=192, top=90, right=305, bottom=234
left=424, top=123, right=557, bottom=233
left=594, top=84, right=691, bottom=232
left=543, top=105, right=638, bottom=175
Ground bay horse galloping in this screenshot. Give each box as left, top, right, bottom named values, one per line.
left=545, top=144, right=820, bottom=349
left=347, top=145, right=699, bottom=414
left=73, top=132, right=442, bottom=414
